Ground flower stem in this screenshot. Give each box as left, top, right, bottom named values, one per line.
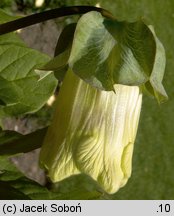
left=0, top=6, right=115, bottom=35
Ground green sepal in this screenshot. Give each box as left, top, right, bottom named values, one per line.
left=39, top=23, right=76, bottom=81
left=68, top=11, right=167, bottom=103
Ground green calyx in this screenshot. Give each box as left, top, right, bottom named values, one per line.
left=43, top=11, right=167, bottom=103
left=69, top=11, right=167, bottom=103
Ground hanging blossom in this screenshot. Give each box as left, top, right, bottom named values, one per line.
left=40, top=69, right=142, bottom=194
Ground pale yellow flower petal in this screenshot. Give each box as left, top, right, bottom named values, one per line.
left=40, top=69, right=142, bottom=194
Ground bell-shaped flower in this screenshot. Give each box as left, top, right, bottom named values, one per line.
left=40, top=69, right=142, bottom=194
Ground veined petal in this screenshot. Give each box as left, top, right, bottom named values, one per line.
left=39, top=69, right=142, bottom=194
left=74, top=83, right=142, bottom=193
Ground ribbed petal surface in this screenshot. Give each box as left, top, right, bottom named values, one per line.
left=40, top=70, right=142, bottom=194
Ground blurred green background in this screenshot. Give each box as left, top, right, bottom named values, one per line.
left=1, top=0, right=174, bottom=199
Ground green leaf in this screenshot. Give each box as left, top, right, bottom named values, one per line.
left=0, top=156, right=52, bottom=200
left=69, top=11, right=116, bottom=90
left=0, top=10, right=25, bottom=46
left=0, top=127, right=47, bottom=156
left=0, top=171, right=53, bottom=200
left=0, top=156, right=21, bottom=173
left=40, top=23, right=76, bottom=81
left=0, top=181, right=30, bottom=200
left=105, top=20, right=168, bottom=103
left=104, top=19, right=154, bottom=85
left=148, top=26, right=168, bottom=103
left=0, top=9, right=18, bottom=23
left=69, top=11, right=167, bottom=103
left=54, top=23, right=76, bottom=56
left=0, top=10, right=58, bottom=116
left=2, top=177, right=52, bottom=200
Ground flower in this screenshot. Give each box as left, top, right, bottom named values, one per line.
left=40, top=69, right=142, bottom=194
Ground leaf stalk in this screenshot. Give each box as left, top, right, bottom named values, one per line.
left=0, top=6, right=114, bottom=35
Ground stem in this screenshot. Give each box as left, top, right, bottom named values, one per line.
left=0, top=6, right=115, bottom=35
